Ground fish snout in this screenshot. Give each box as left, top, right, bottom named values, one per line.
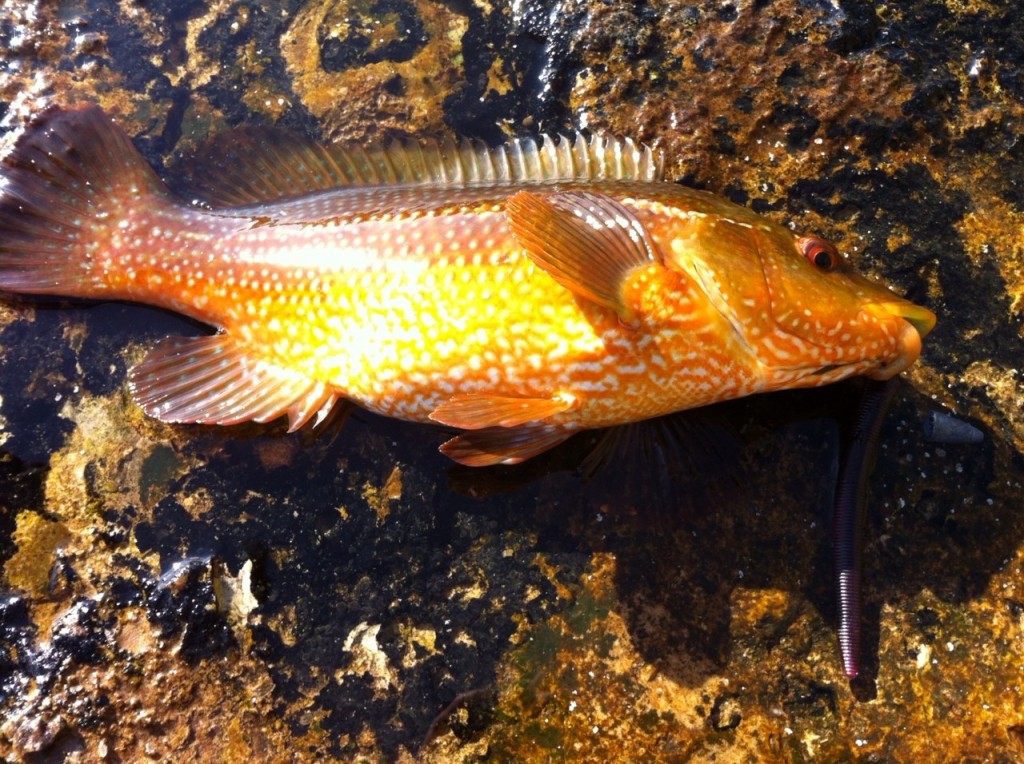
left=862, top=301, right=936, bottom=379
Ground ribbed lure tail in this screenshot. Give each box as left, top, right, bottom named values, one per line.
left=0, top=105, right=169, bottom=297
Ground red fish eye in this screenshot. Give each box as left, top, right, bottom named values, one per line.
left=798, top=236, right=841, bottom=272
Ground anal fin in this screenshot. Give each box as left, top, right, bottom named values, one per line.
left=128, top=334, right=338, bottom=432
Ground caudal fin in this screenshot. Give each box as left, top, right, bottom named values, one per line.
left=0, top=105, right=169, bottom=296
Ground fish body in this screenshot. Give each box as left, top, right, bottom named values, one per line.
left=0, top=106, right=935, bottom=465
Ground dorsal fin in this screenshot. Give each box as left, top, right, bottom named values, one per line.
left=177, top=130, right=665, bottom=208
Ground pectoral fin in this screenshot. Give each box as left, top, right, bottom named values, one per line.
left=440, top=425, right=574, bottom=466
left=128, top=334, right=338, bottom=432
left=506, top=190, right=663, bottom=321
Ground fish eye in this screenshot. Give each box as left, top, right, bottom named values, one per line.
left=797, top=236, right=841, bottom=272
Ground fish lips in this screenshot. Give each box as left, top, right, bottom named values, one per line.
left=862, top=302, right=936, bottom=380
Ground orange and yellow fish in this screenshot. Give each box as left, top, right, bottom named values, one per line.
left=0, top=106, right=935, bottom=465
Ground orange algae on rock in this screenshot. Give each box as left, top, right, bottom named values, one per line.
left=4, top=511, right=70, bottom=596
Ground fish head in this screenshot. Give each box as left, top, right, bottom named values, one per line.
left=751, top=223, right=935, bottom=385
left=670, top=216, right=935, bottom=387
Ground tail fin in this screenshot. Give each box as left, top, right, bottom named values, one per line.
left=0, top=105, right=170, bottom=296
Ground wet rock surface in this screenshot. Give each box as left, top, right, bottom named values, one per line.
left=1, top=0, right=1022, bottom=760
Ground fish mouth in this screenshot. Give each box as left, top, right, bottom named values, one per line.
left=862, top=302, right=936, bottom=380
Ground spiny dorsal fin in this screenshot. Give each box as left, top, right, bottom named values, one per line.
left=179, top=130, right=664, bottom=208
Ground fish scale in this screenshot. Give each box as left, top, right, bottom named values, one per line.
left=115, top=198, right=718, bottom=424
left=0, top=105, right=935, bottom=465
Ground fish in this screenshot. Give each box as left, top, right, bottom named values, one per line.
left=0, top=105, right=936, bottom=466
